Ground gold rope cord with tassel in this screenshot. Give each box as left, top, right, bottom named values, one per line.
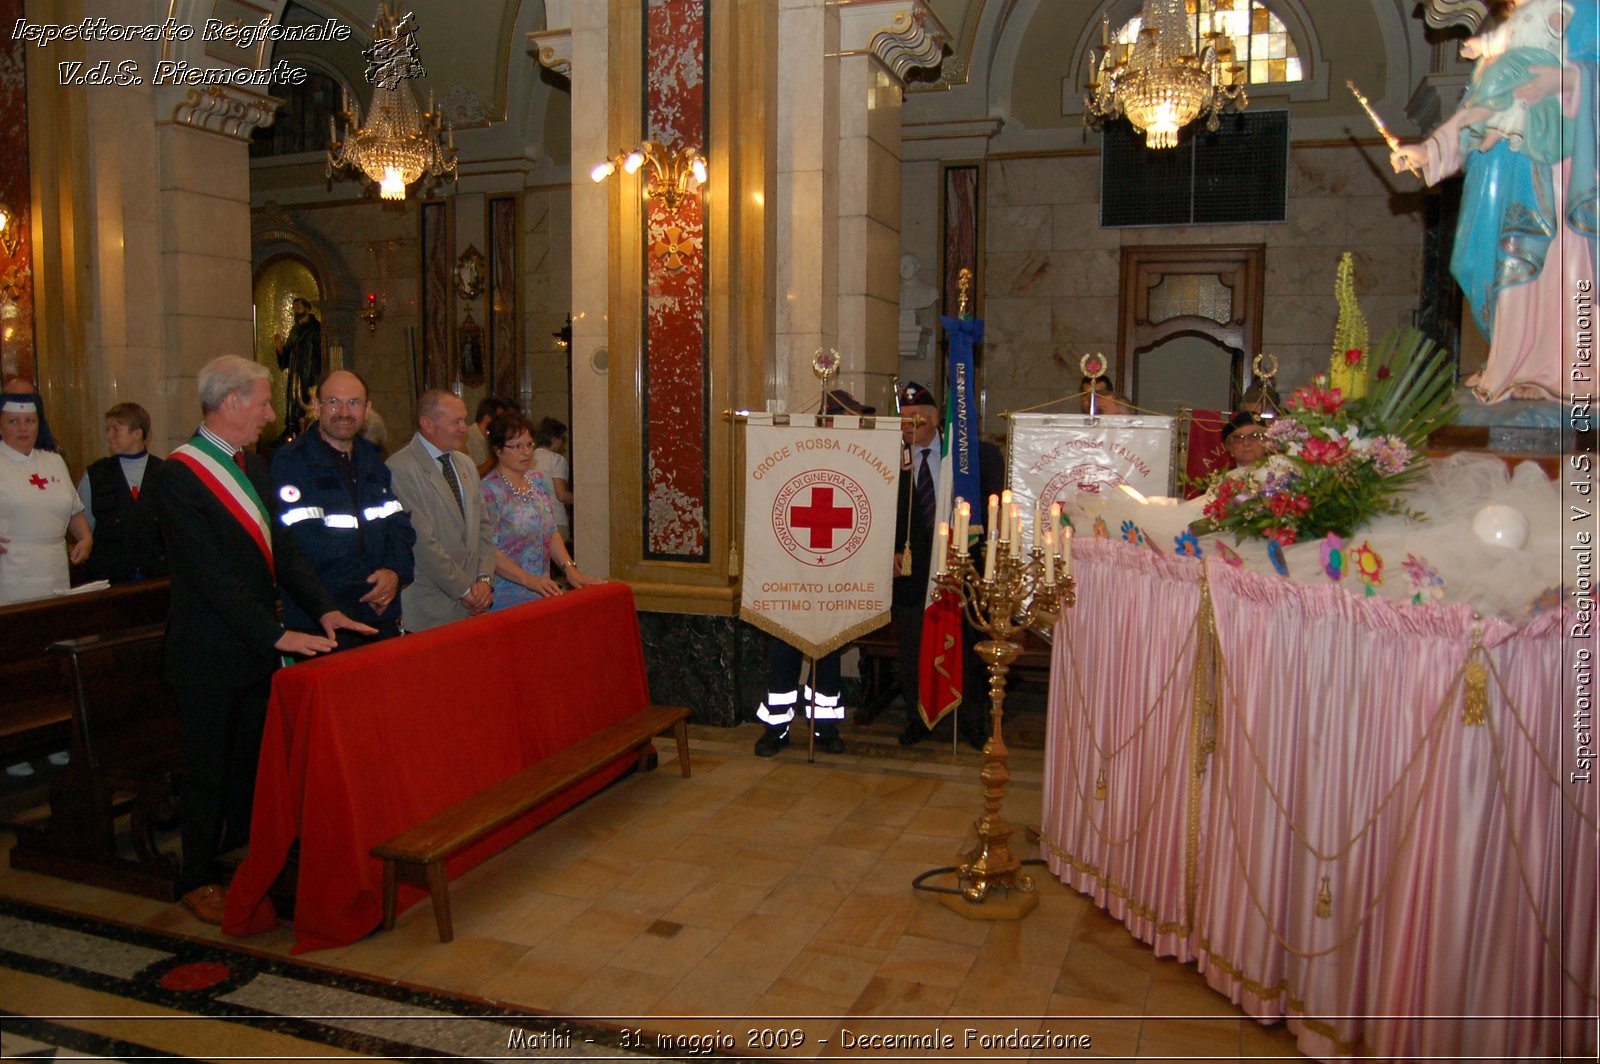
left=1462, top=627, right=1488, bottom=726
left=1315, top=875, right=1333, bottom=919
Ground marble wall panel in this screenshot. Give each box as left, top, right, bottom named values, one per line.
left=982, top=297, right=1052, bottom=345
left=638, top=611, right=767, bottom=726
left=865, top=216, right=900, bottom=305
left=164, top=190, right=253, bottom=261
left=1050, top=206, right=1121, bottom=251
left=1344, top=194, right=1427, bottom=247
left=989, top=205, right=1054, bottom=253
left=985, top=250, right=1075, bottom=300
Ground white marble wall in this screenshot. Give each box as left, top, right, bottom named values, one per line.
left=568, top=0, right=611, bottom=575
left=926, top=145, right=1427, bottom=432
left=835, top=57, right=902, bottom=409
left=521, top=185, right=574, bottom=426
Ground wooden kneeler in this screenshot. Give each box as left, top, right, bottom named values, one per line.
left=372, top=705, right=690, bottom=942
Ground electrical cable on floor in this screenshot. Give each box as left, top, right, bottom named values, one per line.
left=911, top=858, right=1048, bottom=896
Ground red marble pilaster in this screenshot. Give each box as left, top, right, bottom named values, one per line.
left=0, top=0, right=36, bottom=382
left=641, top=0, right=707, bottom=561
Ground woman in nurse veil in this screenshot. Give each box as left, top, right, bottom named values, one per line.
left=0, top=382, right=91, bottom=605
left=1390, top=0, right=1597, bottom=403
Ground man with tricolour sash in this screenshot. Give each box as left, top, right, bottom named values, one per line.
left=147, top=355, right=373, bottom=925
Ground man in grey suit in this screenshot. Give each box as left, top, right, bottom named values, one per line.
left=386, top=389, right=495, bottom=630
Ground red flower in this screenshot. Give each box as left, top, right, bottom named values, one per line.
left=1300, top=437, right=1351, bottom=465
left=1289, top=384, right=1345, bottom=415
left=1265, top=526, right=1298, bottom=547
left=1376, top=365, right=1391, bottom=380
left=1344, top=348, right=1362, bottom=366
left=1293, top=493, right=1312, bottom=514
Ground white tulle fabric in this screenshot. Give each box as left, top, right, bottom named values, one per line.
left=1041, top=537, right=1596, bottom=1061
left=1084, top=453, right=1563, bottom=620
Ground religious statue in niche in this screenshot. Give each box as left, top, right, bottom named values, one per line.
left=457, top=309, right=485, bottom=387
left=1390, top=0, right=1596, bottom=403
left=275, top=296, right=322, bottom=436
left=453, top=245, right=485, bottom=301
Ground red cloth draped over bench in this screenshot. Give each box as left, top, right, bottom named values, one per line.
left=224, top=583, right=650, bottom=953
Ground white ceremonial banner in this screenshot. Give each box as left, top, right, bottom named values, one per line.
left=1008, top=413, right=1176, bottom=550
left=740, top=417, right=903, bottom=658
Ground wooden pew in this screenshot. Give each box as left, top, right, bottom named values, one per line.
left=0, top=581, right=169, bottom=763
left=7, top=625, right=182, bottom=900
left=372, top=704, right=690, bottom=943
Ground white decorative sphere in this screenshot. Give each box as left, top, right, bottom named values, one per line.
left=1471, top=504, right=1529, bottom=550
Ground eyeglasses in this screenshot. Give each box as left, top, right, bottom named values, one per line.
left=319, top=397, right=368, bottom=411
left=500, top=441, right=534, bottom=452
left=1228, top=432, right=1266, bottom=443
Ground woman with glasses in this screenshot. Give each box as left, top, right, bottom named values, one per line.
left=480, top=413, right=598, bottom=608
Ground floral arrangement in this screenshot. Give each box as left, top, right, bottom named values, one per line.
left=1193, top=327, right=1456, bottom=546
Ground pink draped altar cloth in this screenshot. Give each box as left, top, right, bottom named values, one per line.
left=1042, top=538, right=1597, bottom=1061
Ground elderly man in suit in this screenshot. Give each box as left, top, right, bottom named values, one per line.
left=148, top=355, right=373, bottom=925
left=387, top=389, right=496, bottom=630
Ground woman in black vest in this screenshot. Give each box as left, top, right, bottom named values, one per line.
left=76, top=402, right=166, bottom=583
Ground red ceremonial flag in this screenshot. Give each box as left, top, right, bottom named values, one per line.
left=917, top=588, right=963, bottom=729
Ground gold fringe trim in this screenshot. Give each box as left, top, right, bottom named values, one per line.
left=1462, top=635, right=1488, bottom=726
left=737, top=607, right=892, bottom=661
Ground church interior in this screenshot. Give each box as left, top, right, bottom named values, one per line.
left=0, top=0, right=1594, bottom=1059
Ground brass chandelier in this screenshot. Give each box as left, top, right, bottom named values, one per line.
left=326, top=4, right=456, bottom=201
left=328, top=83, right=457, bottom=201
left=1085, top=0, right=1247, bottom=149
left=591, top=140, right=707, bottom=210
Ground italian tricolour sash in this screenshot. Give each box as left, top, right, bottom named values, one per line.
left=170, top=435, right=274, bottom=575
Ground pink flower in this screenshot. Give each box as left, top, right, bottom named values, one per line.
left=1289, top=384, right=1345, bottom=415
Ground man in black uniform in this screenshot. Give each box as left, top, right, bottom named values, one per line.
left=892, top=381, right=1005, bottom=749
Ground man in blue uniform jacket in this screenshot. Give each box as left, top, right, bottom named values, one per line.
left=270, top=369, right=415, bottom=645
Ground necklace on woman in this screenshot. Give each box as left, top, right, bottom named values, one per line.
left=501, top=468, right=538, bottom=501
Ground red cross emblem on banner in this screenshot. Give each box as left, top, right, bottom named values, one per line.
left=772, top=470, right=872, bottom=568
left=789, top=486, right=853, bottom=551
left=28, top=473, right=49, bottom=490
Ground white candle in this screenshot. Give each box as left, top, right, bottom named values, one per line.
left=954, top=500, right=970, bottom=550
left=1050, top=501, right=1062, bottom=532
left=1010, top=504, right=1022, bottom=557
left=933, top=521, right=949, bottom=576
left=1061, top=525, right=1073, bottom=577
left=1033, top=505, right=1043, bottom=552
left=1044, top=529, right=1056, bottom=584
left=987, top=494, right=999, bottom=541
left=984, top=532, right=997, bottom=581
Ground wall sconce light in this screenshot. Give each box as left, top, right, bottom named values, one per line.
left=590, top=140, right=707, bottom=209
left=359, top=291, right=385, bottom=334
left=0, top=203, right=19, bottom=257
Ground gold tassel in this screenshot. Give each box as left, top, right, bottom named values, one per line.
left=900, top=544, right=913, bottom=577
left=1463, top=635, right=1488, bottom=726
left=1315, top=875, right=1332, bottom=919
left=1094, top=767, right=1108, bottom=801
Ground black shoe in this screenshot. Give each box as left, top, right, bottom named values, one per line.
left=754, top=725, right=790, bottom=758
left=813, top=724, right=846, bottom=755
left=898, top=724, right=929, bottom=747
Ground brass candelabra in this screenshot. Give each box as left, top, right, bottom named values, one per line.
left=930, top=510, right=1075, bottom=918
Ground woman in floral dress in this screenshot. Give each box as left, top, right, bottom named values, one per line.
left=479, top=413, right=598, bottom=608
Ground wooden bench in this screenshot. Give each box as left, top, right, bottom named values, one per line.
left=0, top=580, right=169, bottom=763
left=8, top=624, right=182, bottom=900
left=372, top=703, right=691, bottom=943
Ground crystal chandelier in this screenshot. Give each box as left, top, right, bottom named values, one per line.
left=1085, top=0, right=1247, bottom=149
left=328, top=83, right=456, bottom=200
left=326, top=4, right=456, bottom=200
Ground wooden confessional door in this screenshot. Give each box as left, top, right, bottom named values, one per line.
left=1118, top=246, right=1264, bottom=416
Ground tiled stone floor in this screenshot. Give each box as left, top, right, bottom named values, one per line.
left=0, top=715, right=1306, bottom=1060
